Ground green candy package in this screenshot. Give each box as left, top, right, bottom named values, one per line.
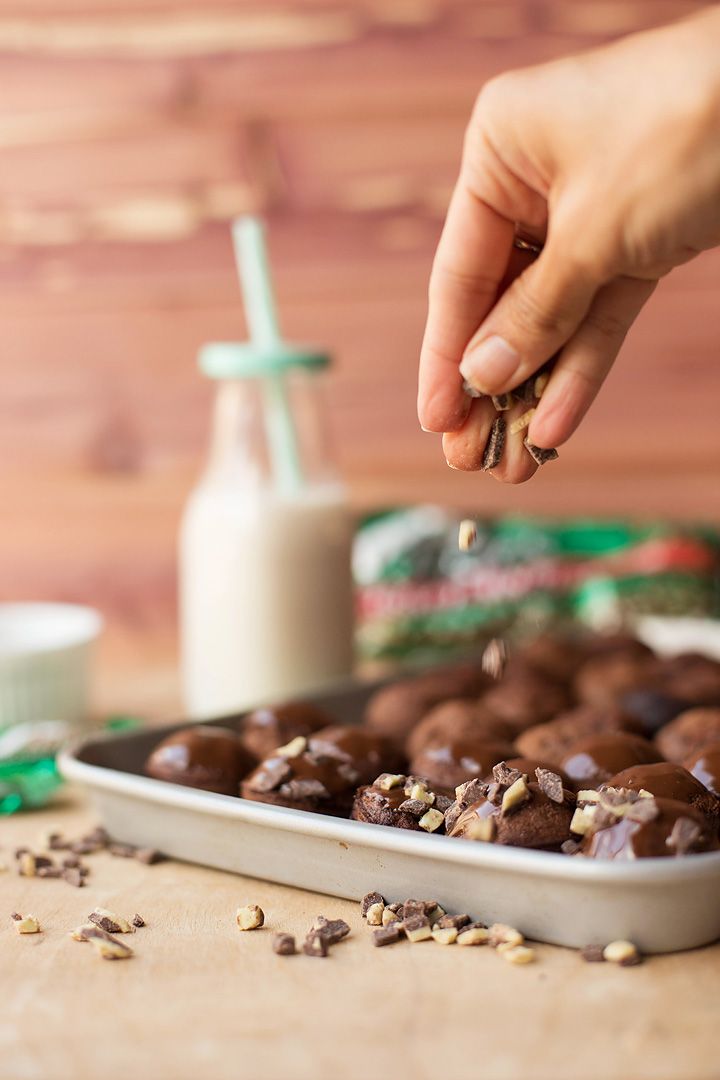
left=353, top=507, right=720, bottom=665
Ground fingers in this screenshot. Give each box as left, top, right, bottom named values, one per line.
left=528, top=276, right=657, bottom=449
left=442, top=397, right=539, bottom=484
left=458, top=233, right=604, bottom=396
left=418, top=183, right=514, bottom=434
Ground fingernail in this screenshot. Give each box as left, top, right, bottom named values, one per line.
left=460, top=335, right=520, bottom=391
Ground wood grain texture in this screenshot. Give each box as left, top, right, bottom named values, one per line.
left=1, top=788, right=720, bottom=1080
left=1, top=0, right=718, bottom=666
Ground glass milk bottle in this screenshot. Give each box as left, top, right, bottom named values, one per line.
left=179, top=219, right=355, bottom=718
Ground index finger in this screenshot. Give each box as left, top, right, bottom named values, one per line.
left=418, top=181, right=514, bottom=433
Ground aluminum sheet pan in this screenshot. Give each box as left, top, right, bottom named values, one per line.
left=60, top=673, right=720, bottom=955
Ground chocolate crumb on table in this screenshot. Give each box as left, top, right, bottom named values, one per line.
left=273, top=933, right=297, bottom=955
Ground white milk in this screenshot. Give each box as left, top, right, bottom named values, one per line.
left=180, top=482, right=355, bottom=718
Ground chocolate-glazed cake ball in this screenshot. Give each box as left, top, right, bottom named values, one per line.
left=655, top=708, right=720, bottom=763
left=409, top=736, right=516, bottom=793
left=406, top=699, right=514, bottom=759
left=240, top=737, right=359, bottom=816
left=683, top=742, right=720, bottom=797
left=306, top=726, right=405, bottom=787
left=515, top=704, right=640, bottom=763
left=481, top=666, right=573, bottom=735
left=601, top=762, right=720, bottom=832
left=239, top=701, right=336, bottom=762
left=351, top=773, right=451, bottom=832
left=619, top=688, right=690, bottom=737
left=365, top=663, right=489, bottom=743
left=446, top=777, right=575, bottom=851
left=656, top=653, right=720, bottom=707
left=581, top=797, right=719, bottom=859
left=516, top=632, right=588, bottom=683
left=573, top=650, right=659, bottom=707
left=145, top=725, right=255, bottom=796
left=558, top=732, right=663, bottom=792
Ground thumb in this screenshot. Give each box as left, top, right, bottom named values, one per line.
left=459, top=236, right=604, bottom=396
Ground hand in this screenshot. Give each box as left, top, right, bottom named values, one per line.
left=418, top=7, right=720, bottom=483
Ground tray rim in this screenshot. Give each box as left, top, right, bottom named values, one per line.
left=59, top=738, right=720, bottom=887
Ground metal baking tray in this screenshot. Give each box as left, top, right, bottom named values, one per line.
left=60, top=671, right=720, bottom=954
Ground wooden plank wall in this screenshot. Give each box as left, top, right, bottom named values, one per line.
left=1, top=0, right=718, bottom=708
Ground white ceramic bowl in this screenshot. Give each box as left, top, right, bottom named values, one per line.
left=0, top=603, right=102, bottom=730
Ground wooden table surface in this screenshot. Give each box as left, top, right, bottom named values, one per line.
left=3, top=784, right=720, bottom=1079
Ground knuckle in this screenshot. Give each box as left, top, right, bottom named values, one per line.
left=510, top=277, right=575, bottom=339
left=429, top=261, right=498, bottom=305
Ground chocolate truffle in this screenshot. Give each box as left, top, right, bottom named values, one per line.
left=239, top=701, right=336, bottom=761
left=240, top=738, right=359, bottom=816
left=351, top=774, right=451, bottom=832
left=655, top=707, right=720, bottom=763
left=515, top=704, right=641, bottom=763
left=406, top=699, right=515, bottom=759
left=446, top=779, right=575, bottom=851
left=655, top=653, right=720, bottom=707
left=365, top=663, right=489, bottom=742
left=558, top=732, right=663, bottom=792
left=581, top=797, right=719, bottom=859
left=516, top=632, right=588, bottom=682
left=601, top=762, right=720, bottom=831
left=683, top=742, right=720, bottom=797
left=619, top=688, right=690, bottom=737
left=409, top=736, right=516, bottom=793
left=573, top=650, right=658, bottom=707
left=145, top=725, right=255, bottom=796
left=481, top=667, right=573, bottom=735
left=306, top=725, right=405, bottom=787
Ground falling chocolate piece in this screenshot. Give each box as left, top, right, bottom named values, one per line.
left=482, top=638, right=508, bottom=680
left=481, top=418, right=506, bottom=471
left=523, top=439, right=558, bottom=465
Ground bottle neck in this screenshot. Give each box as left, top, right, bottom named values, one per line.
left=203, top=372, right=340, bottom=492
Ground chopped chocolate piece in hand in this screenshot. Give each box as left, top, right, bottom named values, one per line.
left=462, top=378, right=484, bottom=398
left=513, top=376, right=537, bottom=405
left=483, top=639, right=509, bottom=681
left=523, top=440, right=558, bottom=465
left=273, top=933, right=297, bottom=955
left=581, top=944, right=606, bottom=963
left=361, top=892, right=385, bottom=918
left=535, top=768, right=564, bottom=804
left=481, top=418, right=506, bottom=471
left=492, top=393, right=513, bottom=411
left=509, top=408, right=535, bottom=436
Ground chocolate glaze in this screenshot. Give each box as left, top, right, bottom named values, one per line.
left=241, top=746, right=357, bottom=814
left=515, top=704, right=641, bottom=763
left=559, top=732, right=662, bottom=792
left=683, top=742, right=720, bottom=796
left=307, top=725, right=405, bottom=786
left=409, top=736, right=516, bottom=793
left=145, top=726, right=255, bottom=796
left=582, top=798, right=719, bottom=859
left=406, top=699, right=515, bottom=759
left=448, top=783, right=575, bottom=850
left=239, top=701, right=335, bottom=761
left=365, top=663, right=490, bottom=742
left=602, top=762, right=709, bottom=804
left=655, top=707, right=720, bottom=764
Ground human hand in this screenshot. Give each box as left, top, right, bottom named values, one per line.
left=418, top=7, right=720, bottom=483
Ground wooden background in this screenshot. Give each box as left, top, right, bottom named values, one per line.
left=1, top=0, right=719, bottom=713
